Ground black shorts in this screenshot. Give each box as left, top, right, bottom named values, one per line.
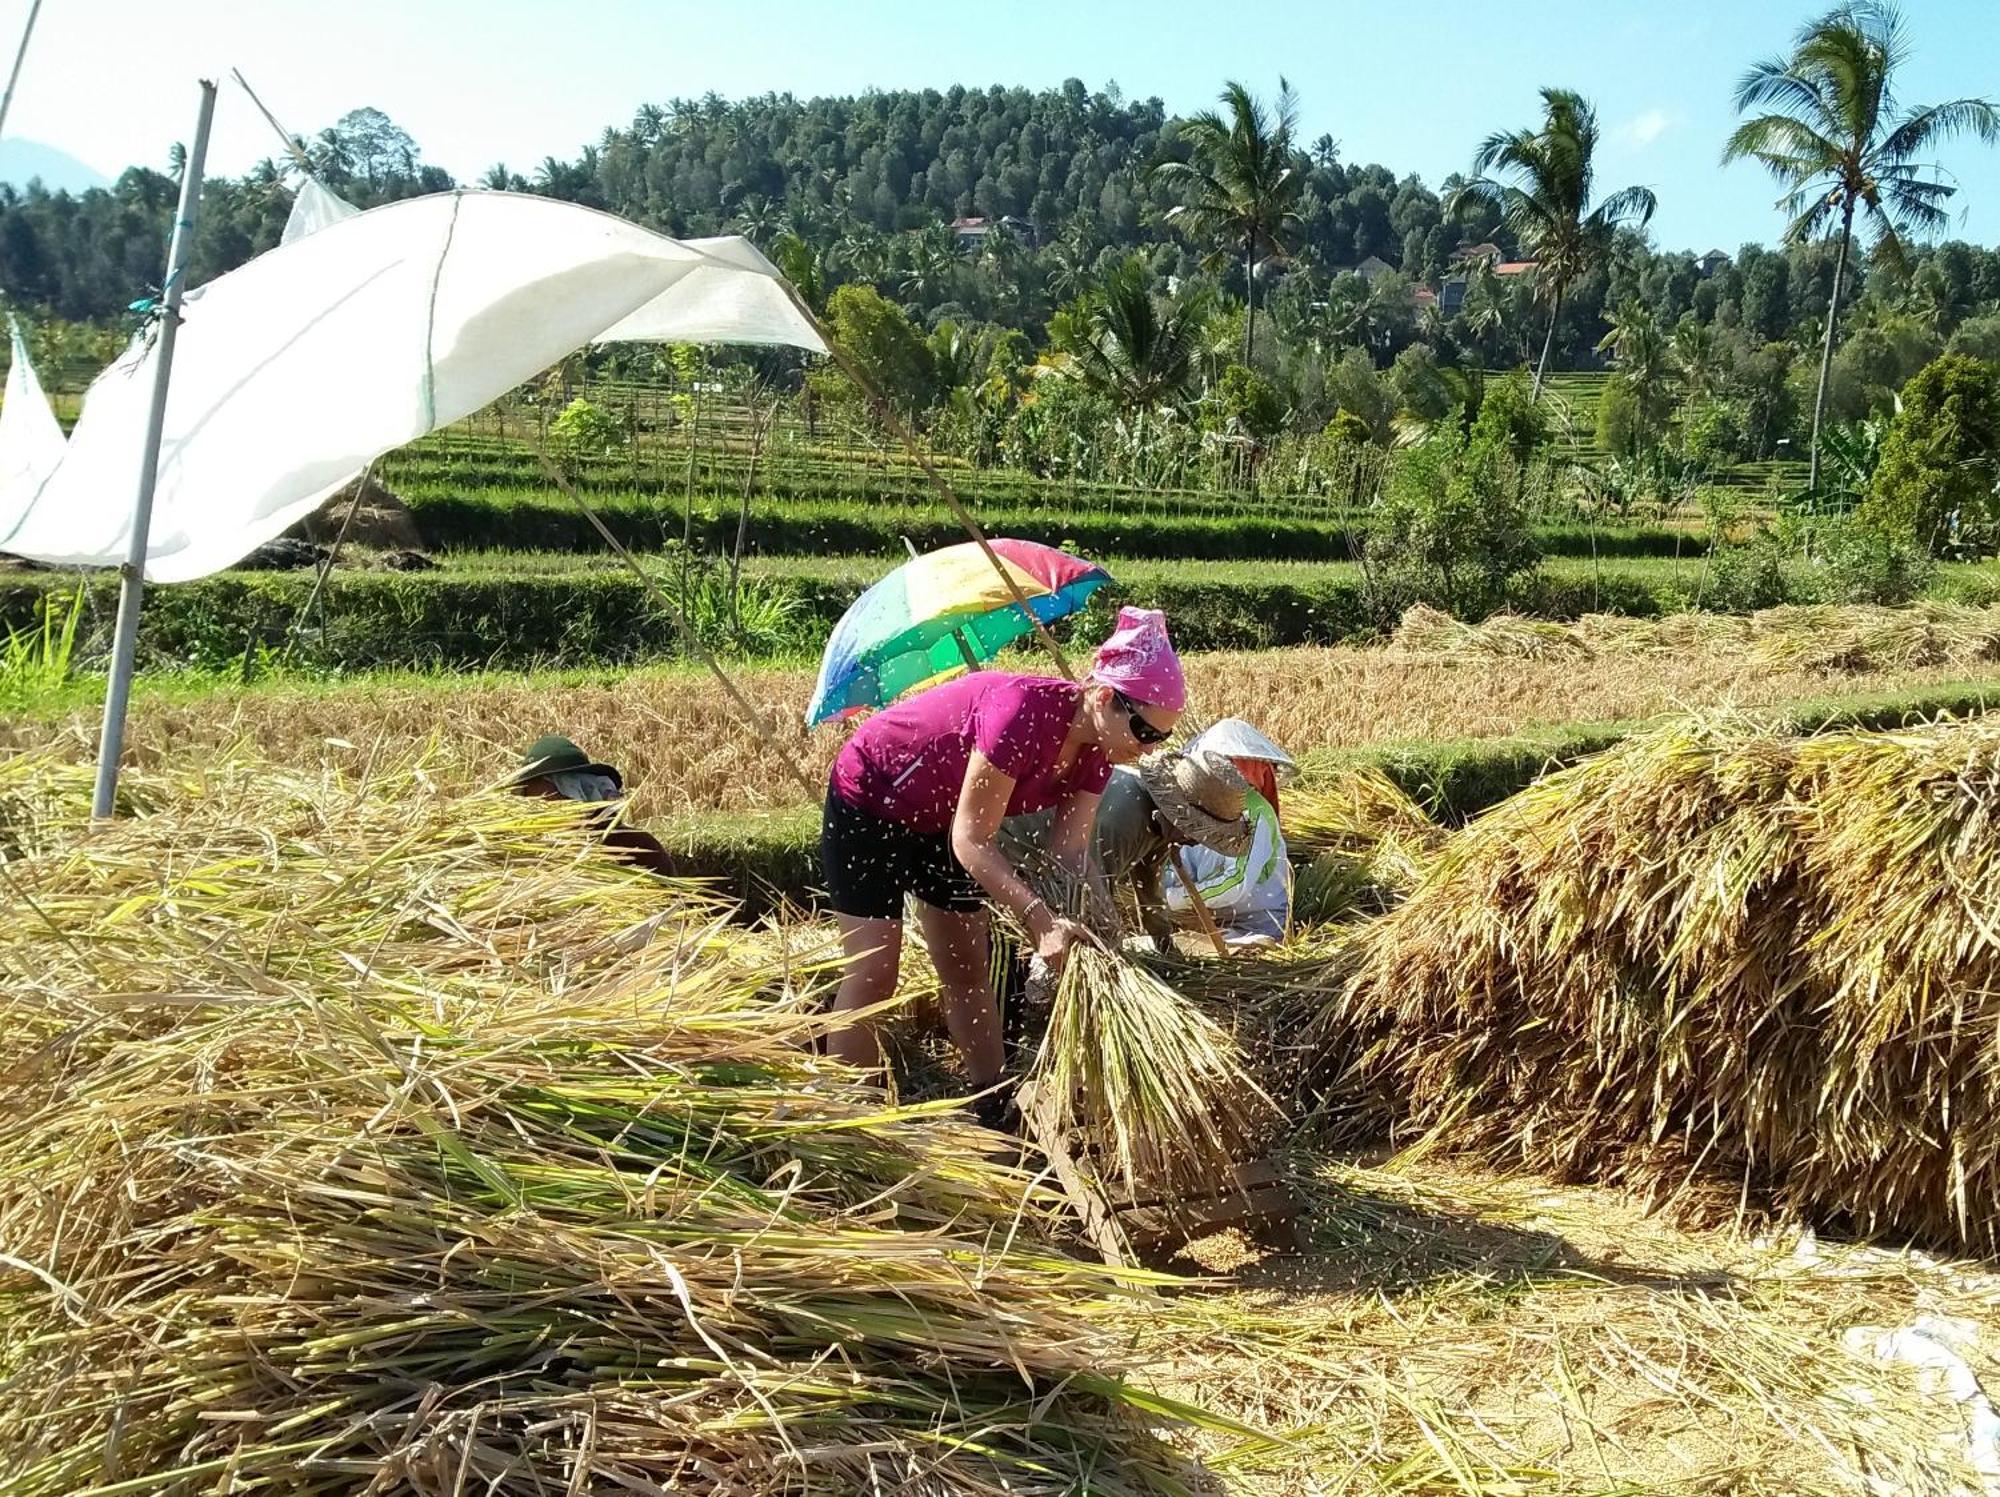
left=821, top=788, right=982, bottom=920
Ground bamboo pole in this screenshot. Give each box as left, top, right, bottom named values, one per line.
left=532, top=451, right=818, bottom=800
left=1169, top=846, right=1233, bottom=960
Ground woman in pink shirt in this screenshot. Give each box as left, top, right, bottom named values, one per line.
left=821, top=607, right=1187, bottom=1114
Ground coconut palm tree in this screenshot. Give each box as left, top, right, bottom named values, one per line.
left=1671, top=316, right=1725, bottom=403
left=1069, top=259, right=1206, bottom=411
left=898, top=223, right=960, bottom=304
left=1150, top=79, right=1304, bottom=365
left=1450, top=89, right=1657, bottom=399
left=1723, top=2, right=1998, bottom=493
left=1596, top=300, right=1674, bottom=441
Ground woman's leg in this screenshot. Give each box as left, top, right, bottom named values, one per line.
left=915, top=903, right=1002, bottom=1089
left=828, top=914, right=902, bottom=1073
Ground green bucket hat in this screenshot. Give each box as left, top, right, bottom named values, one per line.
left=510, top=734, right=622, bottom=789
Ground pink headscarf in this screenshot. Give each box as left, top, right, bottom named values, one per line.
left=1089, top=606, right=1186, bottom=711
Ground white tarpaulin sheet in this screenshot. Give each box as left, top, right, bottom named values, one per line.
left=280, top=176, right=360, bottom=245
left=0, top=324, right=67, bottom=503
left=0, top=191, right=822, bottom=581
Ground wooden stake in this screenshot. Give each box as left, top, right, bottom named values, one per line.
left=534, top=452, right=819, bottom=800
left=1016, top=1080, right=1131, bottom=1267
left=1170, top=846, right=1232, bottom=960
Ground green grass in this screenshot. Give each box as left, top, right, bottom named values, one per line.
left=12, top=552, right=2000, bottom=683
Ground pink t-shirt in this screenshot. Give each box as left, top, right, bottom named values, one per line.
left=830, top=673, right=1112, bottom=835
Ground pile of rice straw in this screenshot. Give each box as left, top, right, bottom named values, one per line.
left=1390, top=599, right=2000, bottom=674
left=1330, top=711, right=2000, bottom=1252
left=0, top=751, right=1221, bottom=1495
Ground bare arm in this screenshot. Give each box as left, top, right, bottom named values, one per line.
left=951, top=751, right=1091, bottom=960
left=1046, top=788, right=1101, bottom=879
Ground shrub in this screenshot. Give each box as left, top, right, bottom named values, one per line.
left=547, top=398, right=622, bottom=460
left=1466, top=373, right=1545, bottom=465
left=1797, top=517, right=1936, bottom=606
left=1359, top=427, right=1540, bottom=622
left=1679, top=399, right=1747, bottom=470
left=1595, top=379, right=1644, bottom=459
left=1214, top=363, right=1286, bottom=439
left=1699, top=534, right=1790, bottom=613
left=1857, top=353, right=2000, bottom=556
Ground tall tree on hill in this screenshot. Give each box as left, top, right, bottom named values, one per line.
left=1450, top=89, right=1657, bottom=399
left=1151, top=79, right=1304, bottom=365
left=1723, top=1, right=1998, bottom=494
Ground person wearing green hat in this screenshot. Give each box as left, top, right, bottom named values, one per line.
left=508, top=735, right=674, bottom=876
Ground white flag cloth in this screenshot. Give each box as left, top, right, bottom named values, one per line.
left=0, top=191, right=821, bottom=581
left=0, top=323, right=67, bottom=506
left=280, top=176, right=360, bottom=245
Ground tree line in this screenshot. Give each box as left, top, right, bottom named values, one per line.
left=0, top=3, right=1996, bottom=519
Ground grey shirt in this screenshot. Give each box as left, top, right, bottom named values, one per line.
left=1000, top=767, right=1173, bottom=948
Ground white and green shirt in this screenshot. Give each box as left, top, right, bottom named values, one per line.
left=1164, top=788, right=1289, bottom=941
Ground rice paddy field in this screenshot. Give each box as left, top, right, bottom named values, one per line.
left=5, top=397, right=2000, bottom=1492
left=11, top=729, right=2000, bottom=1494
left=10, top=616, right=2000, bottom=822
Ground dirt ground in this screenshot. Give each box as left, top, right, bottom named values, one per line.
left=1124, top=1148, right=2000, bottom=1495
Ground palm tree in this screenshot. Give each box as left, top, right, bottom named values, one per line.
left=1595, top=300, right=1674, bottom=441
left=1670, top=315, right=1724, bottom=402
left=1150, top=79, right=1304, bottom=364
left=898, top=223, right=960, bottom=304
left=1723, top=2, right=1998, bottom=493
left=1042, top=221, right=1098, bottom=302
left=1070, top=260, right=1206, bottom=410
left=1450, top=89, right=1657, bottom=398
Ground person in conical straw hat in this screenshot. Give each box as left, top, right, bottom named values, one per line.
left=1165, top=718, right=1296, bottom=948
left=1000, top=745, right=1253, bottom=952
left=819, top=605, right=1189, bottom=1127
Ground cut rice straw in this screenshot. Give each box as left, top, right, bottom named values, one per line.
left=0, top=747, right=1226, bottom=1495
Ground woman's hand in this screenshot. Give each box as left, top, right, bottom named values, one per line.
left=1035, top=915, right=1092, bottom=966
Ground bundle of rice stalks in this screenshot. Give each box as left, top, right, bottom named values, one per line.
left=1141, top=937, right=1357, bottom=1120
left=1573, top=608, right=1755, bottom=655
left=0, top=754, right=1218, bottom=1494
left=1388, top=603, right=1596, bottom=661
left=1749, top=599, right=2000, bottom=673
left=1283, top=766, right=1444, bottom=911
left=1331, top=710, right=2000, bottom=1253
left=1029, top=943, right=1282, bottom=1202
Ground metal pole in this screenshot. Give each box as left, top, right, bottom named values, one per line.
left=91, top=79, right=217, bottom=820
left=0, top=0, right=44, bottom=143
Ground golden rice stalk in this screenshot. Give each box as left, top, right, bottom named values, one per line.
left=1030, top=943, right=1282, bottom=1201
left=1389, top=604, right=1596, bottom=661
left=0, top=750, right=1219, bottom=1494
left=1329, top=710, right=2000, bottom=1253
left=1284, top=765, right=1443, bottom=878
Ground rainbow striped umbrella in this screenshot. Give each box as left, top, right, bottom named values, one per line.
left=806, top=539, right=1113, bottom=725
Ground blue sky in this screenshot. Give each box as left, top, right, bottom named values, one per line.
left=10, top=0, right=1999, bottom=251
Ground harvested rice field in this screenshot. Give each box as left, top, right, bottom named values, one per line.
left=12, top=606, right=2000, bottom=1493
left=11, top=709, right=2000, bottom=1493
left=10, top=606, right=2000, bottom=822
left=1146, top=1151, right=2000, bottom=1496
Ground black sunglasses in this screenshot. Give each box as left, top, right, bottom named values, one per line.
left=1112, top=690, right=1172, bottom=745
